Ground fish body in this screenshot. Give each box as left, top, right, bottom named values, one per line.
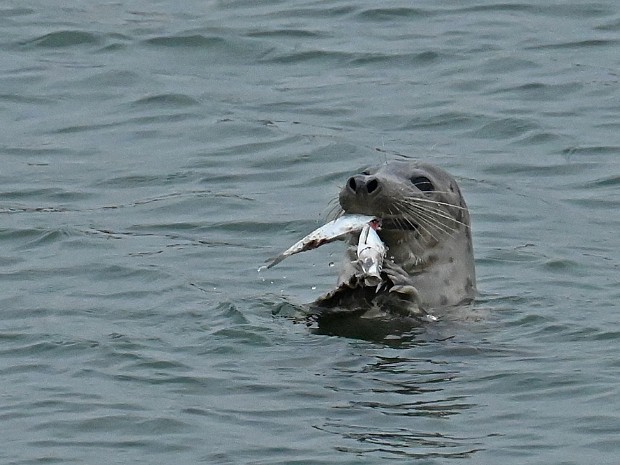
left=356, top=222, right=386, bottom=287
left=267, top=214, right=378, bottom=268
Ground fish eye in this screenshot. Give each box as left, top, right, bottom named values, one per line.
left=410, top=176, right=434, bottom=192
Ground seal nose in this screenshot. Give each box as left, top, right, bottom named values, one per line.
left=347, top=175, right=379, bottom=195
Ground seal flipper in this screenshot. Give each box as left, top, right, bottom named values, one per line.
left=308, top=282, right=429, bottom=342
left=312, top=269, right=435, bottom=322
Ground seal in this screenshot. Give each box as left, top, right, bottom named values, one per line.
left=312, top=160, right=476, bottom=325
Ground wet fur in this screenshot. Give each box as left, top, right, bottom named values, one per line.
left=312, top=160, right=476, bottom=322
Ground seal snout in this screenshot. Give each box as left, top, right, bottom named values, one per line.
left=347, top=175, right=380, bottom=196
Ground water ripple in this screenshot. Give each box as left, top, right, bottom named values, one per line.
left=2, top=0, right=620, bottom=463
left=142, top=34, right=225, bottom=48
left=22, top=30, right=102, bottom=48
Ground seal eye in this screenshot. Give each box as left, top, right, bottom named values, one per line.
left=411, top=176, right=434, bottom=192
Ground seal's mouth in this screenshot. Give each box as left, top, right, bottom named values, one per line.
left=334, top=206, right=419, bottom=232
left=338, top=192, right=422, bottom=233
left=379, top=217, right=419, bottom=231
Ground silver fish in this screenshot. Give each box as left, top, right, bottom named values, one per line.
left=267, top=214, right=378, bottom=269
left=357, top=222, right=386, bottom=287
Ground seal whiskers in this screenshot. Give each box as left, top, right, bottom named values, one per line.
left=390, top=198, right=457, bottom=242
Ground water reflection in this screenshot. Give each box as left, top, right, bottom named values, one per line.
left=309, top=310, right=426, bottom=345
left=321, top=353, right=484, bottom=459
left=319, top=424, right=484, bottom=459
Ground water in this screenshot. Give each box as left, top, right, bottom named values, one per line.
left=1, top=0, right=619, bottom=463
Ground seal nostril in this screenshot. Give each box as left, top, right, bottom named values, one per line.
left=348, top=177, right=357, bottom=192
left=366, top=178, right=379, bottom=194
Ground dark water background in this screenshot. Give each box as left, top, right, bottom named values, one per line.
left=1, top=1, right=619, bottom=463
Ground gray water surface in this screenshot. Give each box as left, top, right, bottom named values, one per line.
left=1, top=1, right=619, bottom=464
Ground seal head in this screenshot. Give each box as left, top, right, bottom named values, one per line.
left=313, top=160, right=475, bottom=321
